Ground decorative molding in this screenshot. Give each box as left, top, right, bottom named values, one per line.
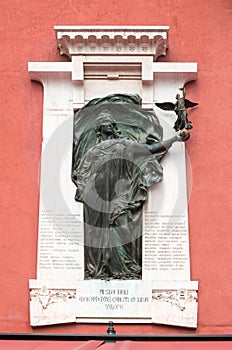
left=30, top=286, right=76, bottom=310
left=152, top=289, right=198, bottom=312
left=55, top=26, right=169, bottom=61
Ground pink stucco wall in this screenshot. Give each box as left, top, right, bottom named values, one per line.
left=0, top=0, right=231, bottom=334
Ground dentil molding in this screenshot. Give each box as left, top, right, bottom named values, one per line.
left=55, top=26, right=169, bottom=60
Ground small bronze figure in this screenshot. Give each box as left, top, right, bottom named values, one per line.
left=155, top=87, right=198, bottom=131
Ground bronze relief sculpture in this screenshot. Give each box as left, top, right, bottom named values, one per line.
left=72, top=94, right=191, bottom=280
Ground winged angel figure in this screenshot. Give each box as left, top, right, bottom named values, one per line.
left=72, top=93, right=190, bottom=280
left=155, top=87, right=198, bottom=131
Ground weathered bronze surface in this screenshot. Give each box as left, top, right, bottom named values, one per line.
left=155, top=87, right=198, bottom=131
left=72, top=94, right=189, bottom=280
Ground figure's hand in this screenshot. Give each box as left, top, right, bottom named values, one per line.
left=109, top=209, right=128, bottom=226
left=178, top=129, right=190, bottom=142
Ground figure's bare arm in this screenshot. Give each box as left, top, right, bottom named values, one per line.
left=148, top=131, right=190, bottom=154
left=134, top=131, right=190, bottom=156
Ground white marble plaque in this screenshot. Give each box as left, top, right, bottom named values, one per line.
left=143, top=212, right=190, bottom=281
left=29, top=26, right=198, bottom=328
left=76, top=281, right=150, bottom=320
left=37, top=206, right=84, bottom=281
left=29, top=280, right=198, bottom=326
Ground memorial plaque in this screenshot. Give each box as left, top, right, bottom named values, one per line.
left=143, top=212, right=190, bottom=280
left=29, top=26, right=198, bottom=328
left=37, top=208, right=84, bottom=280
left=76, top=281, right=151, bottom=321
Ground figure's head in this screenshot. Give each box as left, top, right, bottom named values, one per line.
left=176, top=93, right=180, bottom=99
left=96, top=110, right=116, bottom=128
left=95, top=110, right=121, bottom=141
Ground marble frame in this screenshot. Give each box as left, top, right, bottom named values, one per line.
left=29, top=26, right=198, bottom=328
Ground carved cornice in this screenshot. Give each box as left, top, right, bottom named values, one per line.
left=55, top=26, right=169, bottom=61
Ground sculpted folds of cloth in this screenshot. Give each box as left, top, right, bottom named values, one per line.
left=72, top=94, right=189, bottom=280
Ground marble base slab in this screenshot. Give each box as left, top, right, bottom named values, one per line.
left=29, top=279, right=198, bottom=328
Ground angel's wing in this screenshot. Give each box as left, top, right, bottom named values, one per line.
left=155, top=102, right=175, bottom=111
left=184, top=99, right=198, bottom=108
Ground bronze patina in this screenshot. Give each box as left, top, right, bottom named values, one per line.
left=72, top=94, right=189, bottom=280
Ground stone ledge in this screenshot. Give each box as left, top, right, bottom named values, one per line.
left=54, top=26, right=169, bottom=60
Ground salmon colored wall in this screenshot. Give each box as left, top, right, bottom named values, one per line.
left=0, top=0, right=231, bottom=335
